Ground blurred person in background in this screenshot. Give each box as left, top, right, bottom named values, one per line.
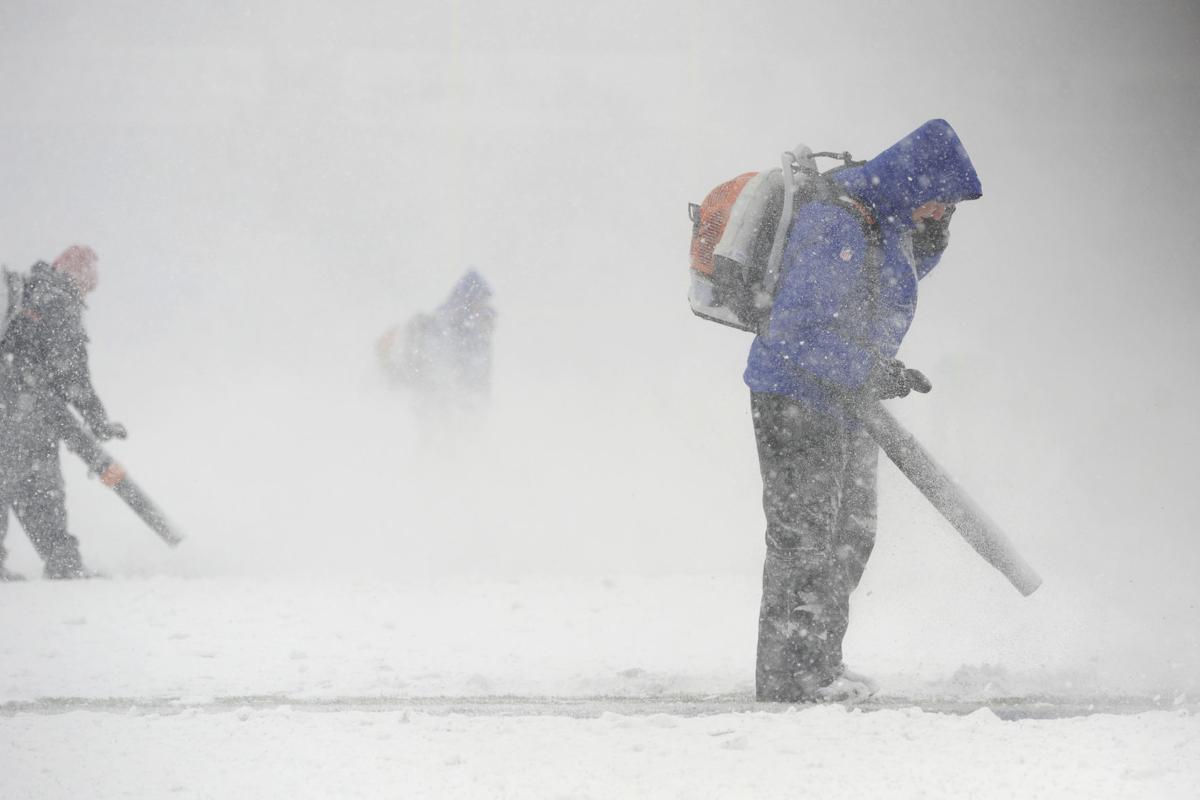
left=377, top=269, right=496, bottom=424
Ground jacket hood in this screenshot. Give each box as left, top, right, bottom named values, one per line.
left=440, top=269, right=492, bottom=312
left=833, top=119, right=982, bottom=228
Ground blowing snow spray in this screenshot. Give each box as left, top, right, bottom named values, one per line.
left=854, top=400, right=1041, bottom=596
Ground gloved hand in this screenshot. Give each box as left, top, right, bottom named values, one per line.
left=864, top=360, right=933, bottom=400
left=903, top=368, right=932, bottom=394
left=92, top=420, right=128, bottom=441
left=865, top=359, right=911, bottom=400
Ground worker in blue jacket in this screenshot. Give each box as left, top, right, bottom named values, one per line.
left=744, top=119, right=983, bottom=702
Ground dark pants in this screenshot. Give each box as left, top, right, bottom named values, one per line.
left=0, top=445, right=84, bottom=576
left=0, top=370, right=86, bottom=576
left=751, top=392, right=878, bottom=701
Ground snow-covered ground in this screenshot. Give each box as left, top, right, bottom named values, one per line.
left=6, top=704, right=1197, bottom=799
left=2, top=575, right=1197, bottom=799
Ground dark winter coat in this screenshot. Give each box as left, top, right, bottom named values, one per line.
left=0, top=261, right=109, bottom=443
left=743, top=119, right=983, bottom=414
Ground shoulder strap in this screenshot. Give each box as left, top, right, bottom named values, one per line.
left=830, top=194, right=886, bottom=356
left=761, top=147, right=824, bottom=301
left=760, top=152, right=799, bottom=301
left=761, top=147, right=877, bottom=298
left=756, top=147, right=885, bottom=336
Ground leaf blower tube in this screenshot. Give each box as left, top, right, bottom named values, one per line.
left=852, top=400, right=1042, bottom=596
left=54, top=410, right=184, bottom=548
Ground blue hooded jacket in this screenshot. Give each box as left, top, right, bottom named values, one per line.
left=432, top=269, right=496, bottom=392
left=437, top=270, right=493, bottom=318
left=743, top=119, right=982, bottom=414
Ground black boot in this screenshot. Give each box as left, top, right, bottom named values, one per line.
left=43, top=542, right=100, bottom=580
left=0, top=565, right=26, bottom=582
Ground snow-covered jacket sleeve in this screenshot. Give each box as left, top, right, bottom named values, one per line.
left=43, top=298, right=109, bottom=430
left=763, top=207, right=880, bottom=390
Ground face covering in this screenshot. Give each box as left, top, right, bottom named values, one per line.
left=911, top=205, right=954, bottom=258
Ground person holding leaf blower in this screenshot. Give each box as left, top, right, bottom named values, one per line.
left=0, top=245, right=126, bottom=580
left=743, top=120, right=982, bottom=702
